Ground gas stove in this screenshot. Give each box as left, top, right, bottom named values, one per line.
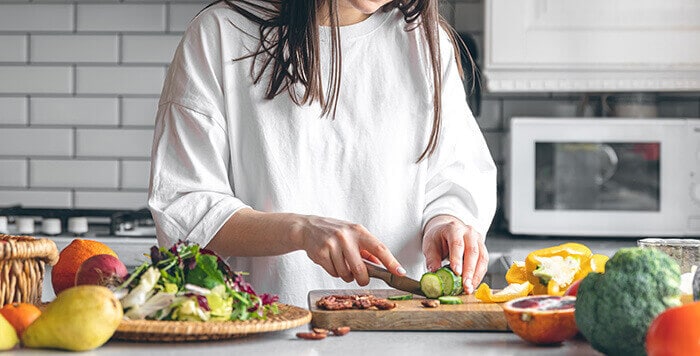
left=0, top=205, right=156, bottom=238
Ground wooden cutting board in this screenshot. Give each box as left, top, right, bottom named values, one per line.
left=308, top=289, right=509, bottom=331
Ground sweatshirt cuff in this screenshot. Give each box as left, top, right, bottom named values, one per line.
left=422, top=201, right=489, bottom=238
left=186, top=197, right=250, bottom=248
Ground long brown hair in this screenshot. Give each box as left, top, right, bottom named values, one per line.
left=209, top=0, right=471, bottom=161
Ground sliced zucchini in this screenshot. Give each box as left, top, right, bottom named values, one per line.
left=420, top=272, right=444, bottom=299
left=435, top=266, right=463, bottom=296
left=387, top=294, right=413, bottom=301
left=437, top=296, right=463, bottom=305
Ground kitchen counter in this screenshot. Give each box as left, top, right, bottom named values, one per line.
left=25, top=232, right=636, bottom=355
left=7, top=325, right=603, bottom=355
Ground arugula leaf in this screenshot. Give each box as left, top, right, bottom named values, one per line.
left=185, top=253, right=226, bottom=289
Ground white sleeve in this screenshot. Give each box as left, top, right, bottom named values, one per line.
left=148, top=103, right=249, bottom=248
left=422, top=40, right=497, bottom=237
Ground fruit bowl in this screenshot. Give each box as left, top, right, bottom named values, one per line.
left=0, top=235, right=59, bottom=306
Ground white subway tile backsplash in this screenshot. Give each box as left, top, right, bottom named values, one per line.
left=122, top=98, right=158, bottom=126
left=0, top=190, right=72, bottom=208
left=169, top=4, right=207, bottom=32
left=0, top=35, right=27, bottom=62
left=76, top=128, right=153, bottom=158
left=0, top=97, right=28, bottom=125
left=121, top=160, right=150, bottom=189
left=0, top=128, right=73, bottom=157
left=0, top=66, right=72, bottom=94
left=31, top=35, right=119, bottom=63
left=77, top=4, right=166, bottom=32
left=0, top=4, right=73, bottom=32
left=31, top=97, right=119, bottom=126
left=30, top=159, right=118, bottom=188
left=74, top=190, right=147, bottom=209
left=454, top=2, right=484, bottom=33
left=0, top=160, right=27, bottom=188
left=76, top=67, right=166, bottom=95
left=122, top=35, right=182, bottom=64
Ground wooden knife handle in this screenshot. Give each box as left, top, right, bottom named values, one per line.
left=364, top=260, right=392, bottom=283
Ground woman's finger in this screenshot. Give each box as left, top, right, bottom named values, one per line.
left=471, top=239, right=489, bottom=292
left=445, top=226, right=465, bottom=276
left=422, top=234, right=443, bottom=272
left=460, top=228, right=481, bottom=294
left=360, top=249, right=381, bottom=265
left=319, top=250, right=340, bottom=278
left=331, top=245, right=354, bottom=283
left=358, top=232, right=405, bottom=277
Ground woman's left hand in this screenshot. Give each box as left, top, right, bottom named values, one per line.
left=422, top=215, right=488, bottom=294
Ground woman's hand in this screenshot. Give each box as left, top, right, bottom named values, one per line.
left=291, top=214, right=406, bottom=286
left=422, top=215, right=488, bottom=294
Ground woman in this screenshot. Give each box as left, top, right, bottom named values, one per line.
left=148, top=0, right=496, bottom=307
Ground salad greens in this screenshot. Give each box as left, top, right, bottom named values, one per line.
left=116, top=241, right=279, bottom=322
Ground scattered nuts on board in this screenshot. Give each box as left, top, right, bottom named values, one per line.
left=296, top=332, right=327, bottom=340
left=421, top=299, right=440, bottom=308
left=331, top=326, right=351, bottom=336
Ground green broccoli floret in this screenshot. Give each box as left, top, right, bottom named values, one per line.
left=575, top=247, right=681, bottom=356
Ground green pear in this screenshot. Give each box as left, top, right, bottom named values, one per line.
left=22, top=285, right=123, bottom=351
left=0, top=313, right=19, bottom=350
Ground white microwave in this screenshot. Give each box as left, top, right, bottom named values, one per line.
left=506, top=117, right=700, bottom=237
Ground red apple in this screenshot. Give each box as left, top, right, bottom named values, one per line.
left=75, top=254, right=128, bottom=288
left=565, top=279, right=582, bottom=296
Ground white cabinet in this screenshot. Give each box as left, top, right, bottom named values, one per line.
left=484, top=0, right=700, bottom=92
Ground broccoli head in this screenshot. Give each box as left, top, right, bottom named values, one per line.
left=575, top=247, right=681, bottom=356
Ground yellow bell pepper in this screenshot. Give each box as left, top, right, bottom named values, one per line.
left=505, top=261, right=528, bottom=284
left=525, top=243, right=592, bottom=295
left=575, top=253, right=609, bottom=280
left=474, top=281, right=534, bottom=303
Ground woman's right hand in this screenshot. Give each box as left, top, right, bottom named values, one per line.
left=291, top=214, right=406, bottom=286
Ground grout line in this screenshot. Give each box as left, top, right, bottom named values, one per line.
left=117, top=32, right=123, bottom=65
left=72, top=127, right=77, bottom=158
left=73, top=1, right=78, bottom=33
left=165, top=2, right=171, bottom=34
left=117, top=158, right=123, bottom=189
left=25, top=33, right=31, bottom=64
left=71, top=64, right=78, bottom=96
left=25, top=94, right=31, bottom=126
left=26, top=157, right=31, bottom=188
left=118, top=95, right=124, bottom=127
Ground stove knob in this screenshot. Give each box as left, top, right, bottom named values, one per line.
left=17, top=217, right=35, bottom=235
left=42, top=218, right=62, bottom=236
left=0, top=216, right=7, bottom=234
left=67, top=217, right=88, bottom=236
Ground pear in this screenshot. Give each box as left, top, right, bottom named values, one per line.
left=0, top=314, right=19, bottom=351
left=22, top=285, right=123, bottom=351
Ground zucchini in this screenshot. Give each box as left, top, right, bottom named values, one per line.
left=437, top=296, right=463, bottom=305
left=387, top=294, right=413, bottom=301
left=420, top=273, right=444, bottom=299
left=435, top=266, right=463, bottom=296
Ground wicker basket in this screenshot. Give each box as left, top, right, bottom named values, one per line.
left=0, top=234, right=59, bottom=307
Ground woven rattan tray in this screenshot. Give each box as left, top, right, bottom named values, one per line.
left=112, top=303, right=311, bottom=342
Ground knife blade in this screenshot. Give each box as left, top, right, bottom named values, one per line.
left=363, top=259, right=425, bottom=296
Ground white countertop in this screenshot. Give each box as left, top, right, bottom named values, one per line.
left=7, top=325, right=603, bottom=356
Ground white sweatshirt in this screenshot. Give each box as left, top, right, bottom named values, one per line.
left=148, top=3, right=496, bottom=307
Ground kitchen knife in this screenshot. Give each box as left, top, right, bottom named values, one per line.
left=364, top=260, right=425, bottom=296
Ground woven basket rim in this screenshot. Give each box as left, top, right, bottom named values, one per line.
left=112, top=303, right=311, bottom=342
left=0, top=234, right=59, bottom=265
